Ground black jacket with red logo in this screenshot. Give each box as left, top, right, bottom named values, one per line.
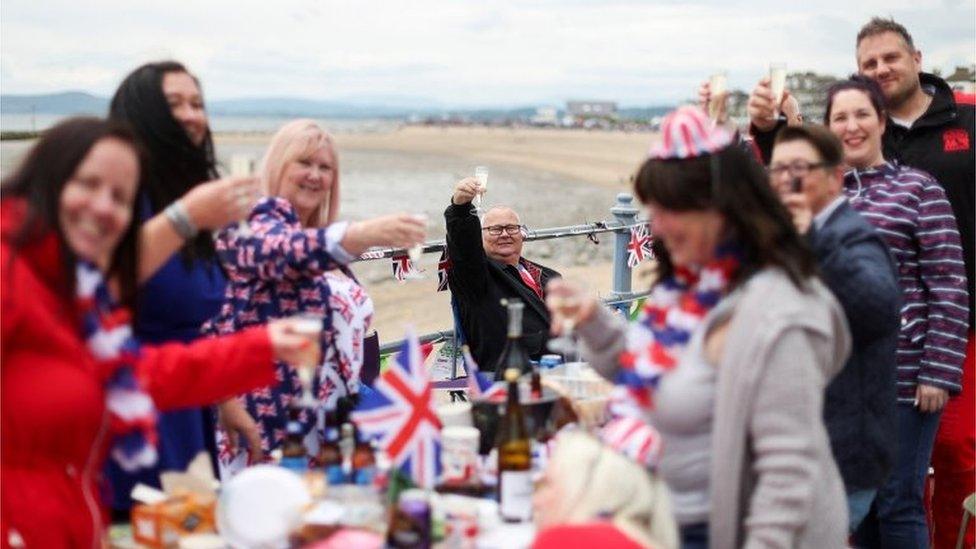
left=752, top=72, right=974, bottom=326
left=886, top=73, right=974, bottom=327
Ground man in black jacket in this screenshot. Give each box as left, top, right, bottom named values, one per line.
left=747, top=21, right=974, bottom=544
left=444, top=177, right=560, bottom=375
left=770, top=124, right=901, bottom=534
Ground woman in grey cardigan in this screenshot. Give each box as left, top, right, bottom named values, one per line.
left=547, top=106, right=850, bottom=549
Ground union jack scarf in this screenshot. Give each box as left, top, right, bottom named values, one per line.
left=614, top=246, right=741, bottom=413
left=77, top=262, right=158, bottom=472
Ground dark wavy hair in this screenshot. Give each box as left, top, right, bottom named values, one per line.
left=109, top=60, right=219, bottom=264
left=633, top=144, right=817, bottom=289
left=1, top=117, right=146, bottom=308
left=824, top=75, right=887, bottom=124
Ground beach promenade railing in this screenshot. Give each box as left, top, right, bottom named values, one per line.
left=354, top=193, right=651, bottom=358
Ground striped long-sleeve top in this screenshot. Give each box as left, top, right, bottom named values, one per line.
left=844, top=161, right=969, bottom=402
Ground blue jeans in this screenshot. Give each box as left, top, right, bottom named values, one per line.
left=847, top=488, right=877, bottom=533
left=854, top=403, right=942, bottom=548
left=680, top=522, right=708, bottom=549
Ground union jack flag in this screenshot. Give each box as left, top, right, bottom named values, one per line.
left=627, top=223, right=654, bottom=268
left=352, top=330, right=442, bottom=488
left=392, top=254, right=415, bottom=282
left=461, top=345, right=494, bottom=399
left=436, top=249, right=452, bottom=292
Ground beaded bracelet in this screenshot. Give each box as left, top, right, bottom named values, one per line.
left=164, top=200, right=199, bottom=240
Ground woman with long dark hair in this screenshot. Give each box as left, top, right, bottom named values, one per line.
left=547, top=107, right=850, bottom=548
left=824, top=76, right=968, bottom=547
left=104, top=60, right=258, bottom=516
left=0, top=117, right=314, bottom=547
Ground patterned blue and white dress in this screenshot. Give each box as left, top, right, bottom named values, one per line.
left=205, top=196, right=373, bottom=475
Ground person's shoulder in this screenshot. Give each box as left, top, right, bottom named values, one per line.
left=532, top=523, right=647, bottom=549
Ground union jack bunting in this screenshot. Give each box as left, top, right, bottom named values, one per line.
left=392, top=253, right=415, bottom=282
left=627, top=223, right=653, bottom=268
left=352, top=330, right=442, bottom=488
left=436, top=249, right=452, bottom=292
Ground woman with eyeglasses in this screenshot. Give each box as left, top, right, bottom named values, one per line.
left=824, top=76, right=968, bottom=547
left=546, top=106, right=850, bottom=548
left=204, top=119, right=426, bottom=474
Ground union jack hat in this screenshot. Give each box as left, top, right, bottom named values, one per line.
left=648, top=105, right=733, bottom=160
left=600, top=415, right=664, bottom=470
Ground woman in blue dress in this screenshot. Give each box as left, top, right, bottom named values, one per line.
left=104, top=60, right=258, bottom=517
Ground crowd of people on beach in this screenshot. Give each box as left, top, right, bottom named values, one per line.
left=1, top=14, right=973, bottom=549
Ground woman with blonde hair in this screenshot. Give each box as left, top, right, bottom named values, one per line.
left=206, top=119, right=426, bottom=473
left=532, top=429, right=678, bottom=549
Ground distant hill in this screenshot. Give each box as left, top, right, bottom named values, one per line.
left=0, top=91, right=674, bottom=121
left=1, top=92, right=108, bottom=115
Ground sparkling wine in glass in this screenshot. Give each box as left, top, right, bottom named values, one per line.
left=291, top=314, right=323, bottom=408
left=769, top=63, right=787, bottom=120
left=546, top=289, right=586, bottom=362
left=472, top=166, right=489, bottom=216
left=708, top=71, right=728, bottom=121
left=230, top=154, right=255, bottom=237
left=403, top=214, right=429, bottom=280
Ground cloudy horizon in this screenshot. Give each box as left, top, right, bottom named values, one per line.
left=2, top=0, right=974, bottom=108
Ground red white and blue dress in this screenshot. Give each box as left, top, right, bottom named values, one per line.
left=205, top=196, right=374, bottom=475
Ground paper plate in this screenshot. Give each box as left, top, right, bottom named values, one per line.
left=217, top=465, right=311, bottom=548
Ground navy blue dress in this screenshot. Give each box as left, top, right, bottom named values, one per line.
left=105, top=201, right=227, bottom=513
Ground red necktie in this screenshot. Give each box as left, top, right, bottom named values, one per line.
left=517, top=265, right=543, bottom=299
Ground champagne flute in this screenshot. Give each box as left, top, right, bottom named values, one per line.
left=472, top=166, right=489, bottom=216
left=546, top=282, right=588, bottom=362
left=403, top=214, right=429, bottom=280
left=708, top=71, right=728, bottom=122
left=769, top=62, right=787, bottom=121
left=230, top=154, right=255, bottom=237
left=291, top=313, right=324, bottom=408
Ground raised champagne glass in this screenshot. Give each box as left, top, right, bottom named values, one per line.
left=230, top=153, right=255, bottom=237
left=291, top=314, right=324, bottom=408
left=769, top=62, right=787, bottom=120
left=708, top=71, right=728, bottom=122
left=472, top=166, right=489, bottom=216
left=403, top=214, right=429, bottom=280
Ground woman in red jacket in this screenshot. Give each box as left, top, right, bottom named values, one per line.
left=0, top=117, right=316, bottom=548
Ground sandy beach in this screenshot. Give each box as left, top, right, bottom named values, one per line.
left=1, top=125, right=658, bottom=345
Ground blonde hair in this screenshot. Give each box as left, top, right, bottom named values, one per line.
left=546, top=430, right=678, bottom=549
left=259, top=119, right=340, bottom=227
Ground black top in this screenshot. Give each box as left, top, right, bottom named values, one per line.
left=752, top=72, right=975, bottom=327
left=810, top=201, right=901, bottom=491
left=444, top=201, right=560, bottom=372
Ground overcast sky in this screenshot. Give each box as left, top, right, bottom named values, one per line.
left=2, top=0, right=973, bottom=107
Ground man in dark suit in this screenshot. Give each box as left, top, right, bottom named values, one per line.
left=769, top=124, right=901, bottom=534
left=444, top=177, right=559, bottom=376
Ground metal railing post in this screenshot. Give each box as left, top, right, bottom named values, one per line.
left=610, top=193, right=639, bottom=309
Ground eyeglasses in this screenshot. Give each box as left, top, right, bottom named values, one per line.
left=768, top=161, right=830, bottom=178
left=482, top=224, right=525, bottom=236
